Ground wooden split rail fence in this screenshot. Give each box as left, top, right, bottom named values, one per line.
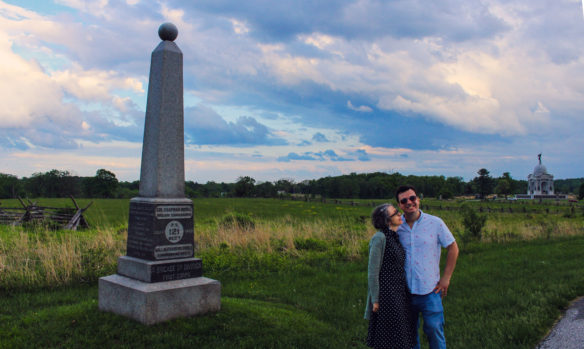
left=0, top=196, right=92, bottom=230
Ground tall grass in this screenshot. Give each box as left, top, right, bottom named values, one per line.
left=0, top=198, right=582, bottom=290
left=0, top=214, right=372, bottom=290
left=1, top=237, right=583, bottom=348
left=0, top=226, right=125, bottom=290
left=198, top=214, right=370, bottom=254
left=1, top=198, right=583, bottom=348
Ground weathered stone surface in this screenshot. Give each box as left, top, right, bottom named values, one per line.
left=138, top=39, right=185, bottom=198
left=98, top=274, right=221, bottom=325
left=158, top=22, right=178, bottom=41
left=118, top=255, right=202, bottom=283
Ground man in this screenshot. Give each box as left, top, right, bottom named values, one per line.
left=395, top=185, right=459, bottom=349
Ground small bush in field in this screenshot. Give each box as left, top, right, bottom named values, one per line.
left=460, top=204, right=487, bottom=242
left=80, top=246, right=113, bottom=281
left=219, top=212, right=256, bottom=230
left=270, top=237, right=288, bottom=252
left=293, top=237, right=328, bottom=251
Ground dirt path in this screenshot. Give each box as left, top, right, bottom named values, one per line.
left=536, top=297, right=584, bottom=349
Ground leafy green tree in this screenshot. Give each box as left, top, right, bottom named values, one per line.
left=275, top=179, right=294, bottom=194
left=95, top=169, right=118, bottom=197
left=117, top=180, right=139, bottom=198
left=25, top=169, right=80, bottom=198
left=514, top=179, right=528, bottom=194
left=495, top=179, right=511, bottom=198
left=438, top=188, right=454, bottom=199
left=255, top=181, right=276, bottom=198
left=234, top=176, right=255, bottom=197
left=499, top=172, right=514, bottom=194
left=0, top=173, right=20, bottom=198
left=83, top=169, right=118, bottom=198
left=294, top=180, right=311, bottom=196
left=201, top=181, right=222, bottom=197
left=460, top=204, right=487, bottom=242
left=185, top=181, right=202, bottom=198
left=473, top=168, right=494, bottom=199
left=579, top=182, right=584, bottom=200
left=444, top=176, right=465, bottom=196
left=339, top=177, right=360, bottom=198
left=323, top=177, right=341, bottom=198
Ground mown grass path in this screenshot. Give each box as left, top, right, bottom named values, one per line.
left=1, top=236, right=583, bottom=348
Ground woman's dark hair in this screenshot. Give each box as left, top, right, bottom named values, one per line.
left=395, top=184, right=417, bottom=202
left=371, top=204, right=392, bottom=230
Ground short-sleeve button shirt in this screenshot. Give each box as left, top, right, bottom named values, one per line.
left=396, top=210, right=455, bottom=295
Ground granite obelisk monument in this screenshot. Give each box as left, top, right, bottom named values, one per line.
left=98, top=23, right=221, bottom=325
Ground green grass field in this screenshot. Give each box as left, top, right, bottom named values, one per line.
left=0, top=198, right=583, bottom=348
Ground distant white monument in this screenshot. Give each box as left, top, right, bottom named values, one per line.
left=516, top=154, right=565, bottom=199
left=528, top=153, right=554, bottom=196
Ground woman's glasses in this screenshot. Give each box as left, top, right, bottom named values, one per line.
left=399, top=195, right=417, bottom=205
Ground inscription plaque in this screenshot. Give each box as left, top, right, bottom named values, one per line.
left=155, top=205, right=192, bottom=219
left=165, top=220, right=184, bottom=243
left=127, top=200, right=194, bottom=260
left=154, top=244, right=192, bottom=259
left=151, top=259, right=203, bottom=282
left=117, top=256, right=203, bottom=283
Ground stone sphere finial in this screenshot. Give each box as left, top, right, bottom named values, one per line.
left=158, top=22, right=178, bottom=41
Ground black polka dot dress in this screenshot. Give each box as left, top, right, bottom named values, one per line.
left=367, top=228, right=417, bottom=349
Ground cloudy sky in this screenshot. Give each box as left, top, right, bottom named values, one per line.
left=1, top=0, right=583, bottom=183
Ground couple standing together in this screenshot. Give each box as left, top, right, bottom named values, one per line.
left=365, top=185, right=460, bottom=349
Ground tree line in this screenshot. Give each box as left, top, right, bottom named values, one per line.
left=0, top=169, right=582, bottom=200
left=0, top=169, right=120, bottom=199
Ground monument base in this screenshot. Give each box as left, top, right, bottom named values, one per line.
left=117, top=255, right=203, bottom=283
left=98, top=274, right=221, bottom=325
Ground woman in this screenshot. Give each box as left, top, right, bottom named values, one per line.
left=365, top=204, right=417, bottom=349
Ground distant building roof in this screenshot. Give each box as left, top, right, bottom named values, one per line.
left=533, top=163, right=548, bottom=176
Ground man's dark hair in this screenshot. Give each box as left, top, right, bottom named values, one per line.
left=371, top=203, right=392, bottom=230
left=395, top=185, right=417, bottom=202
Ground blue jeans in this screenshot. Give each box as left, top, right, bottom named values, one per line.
left=411, top=292, right=446, bottom=349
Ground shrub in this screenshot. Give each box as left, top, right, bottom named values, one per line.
left=219, top=212, right=255, bottom=230
left=293, top=237, right=328, bottom=251
left=270, top=237, right=288, bottom=252
left=439, top=189, right=454, bottom=200
left=460, top=204, right=487, bottom=242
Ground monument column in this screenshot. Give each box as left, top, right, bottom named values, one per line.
left=98, top=23, right=221, bottom=325
left=139, top=22, right=185, bottom=199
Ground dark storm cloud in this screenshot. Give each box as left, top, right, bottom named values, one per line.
left=189, top=0, right=507, bottom=42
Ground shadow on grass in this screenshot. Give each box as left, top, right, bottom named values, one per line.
left=5, top=294, right=342, bottom=348
left=1, top=264, right=370, bottom=349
